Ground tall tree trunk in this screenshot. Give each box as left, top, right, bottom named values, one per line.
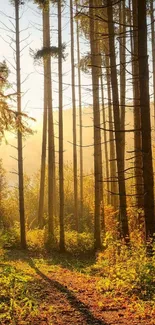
left=137, top=0, right=155, bottom=238
left=15, top=0, right=26, bottom=249
left=100, top=74, right=110, bottom=205
left=58, top=0, right=65, bottom=251
left=76, top=10, right=83, bottom=228
left=107, top=0, right=129, bottom=240
left=150, top=0, right=155, bottom=130
left=70, top=0, right=78, bottom=231
left=89, top=0, right=102, bottom=249
left=38, top=8, right=48, bottom=228
left=119, top=0, right=126, bottom=172
left=106, top=57, right=118, bottom=210
left=131, top=0, right=144, bottom=213
left=45, top=3, right=54, bottom=239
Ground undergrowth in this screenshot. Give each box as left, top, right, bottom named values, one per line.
left=92, top=233, right=155, bottom=299
left=0, top=227, right=94, bottom=254
left=1, top=227, right=155, bottom=321
left=0, top=263, right=38, bottom=324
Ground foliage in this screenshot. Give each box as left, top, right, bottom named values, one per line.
left=32, top=44, right=67, bottom=63
left=0, top=226, right=94, bottom=254
left=0, top=164, right=95, bottom=233
left=27, top=228, right=47, bottom=250
left=75, top=2, right=109, bottom=54
left=78, top=53, right=91, bottom=73
left=0, top=262, right=38, bottom=324
left=0, top=226, right=20, bottom=249
left=33, top=0, right=63, bottom=10
left=0, top=61, right=34, bottom=139
left=93, top=237, right=155, bottom=301
left=62, top=231, right=93, bottom=254
left=0, top=61, right=18, bottom=139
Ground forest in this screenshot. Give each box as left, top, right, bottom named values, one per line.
left=0, top=0, right=155, bottom=324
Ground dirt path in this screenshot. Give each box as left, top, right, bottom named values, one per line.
left=1, top=251, right=154, bottom=325
left=25, top=258, right=152, bottom=325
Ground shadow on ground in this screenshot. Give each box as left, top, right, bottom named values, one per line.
left=28, top=257, right=107, bottom=325
left=1, top=249, right=108, bottom=325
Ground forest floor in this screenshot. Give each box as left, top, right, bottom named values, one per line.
left=0, top=249, right=154, bottom=325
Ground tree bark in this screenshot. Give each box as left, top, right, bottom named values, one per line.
left=106, top=58, right=118, bottom=211
left=119, top=0, right=126, bottom=172
left=38, top=8, right=48, bottom=228
left=89, top=0, right=102, bottom=249
left=150, top=0, right=155, bottom=130
left=137, top=0, right=155, bottom=238
left=45, top=3, right=55, bottom=239
left=70, top=0, right=78, bottom=231
left=15, top=0, right=26, bottom=249
left=131, top=0, right=144, bottom=213
left=58, top=0, right=65, bottom=251
left=76, top=10, right=83, bottom=229
left=100, top=74, right=110, bottom=205
left=107, top=0, right=129, bottom=240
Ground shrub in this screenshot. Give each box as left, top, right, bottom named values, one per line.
left=27, top=229, right=47, bottom=251
left=93, top=236, right=155, bottom=300
left=64, top=231, right=93, bottom=254
left=0, top=225, right=20, bottom=249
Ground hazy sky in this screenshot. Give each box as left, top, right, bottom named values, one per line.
left=0, top=0, right=92, bottom=122
left=0, top=1, right=153, bottom=130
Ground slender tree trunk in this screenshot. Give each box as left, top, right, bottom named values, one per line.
left=89, top=0, right=102, bottom=249
left=70, top=0, right=78, bottom=231
left=150, top=0, right=155, bottom=129
left=119, top=0, right=126, bottom=172
left=15, top=0, right=26, bottom=249
left=131, top=0, right=144, bottom=212
left=107, top=0, right=129, bottom=240
left=45, top=4, right=54, bottom=239
left=100, top=74, right=110, bottom=205
left=97, top=32, right=104, bottom=232
left=38, top=9, right=48, bottom=228
left=58, top=0, right=65, bottom=251
left=76, top=11, right=83, bottom=228
left=106, top=58, right=118, bottom=210
left=137, top=0, right=155, bottom=238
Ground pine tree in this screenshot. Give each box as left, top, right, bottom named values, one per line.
left=137, top=0, right=155, bottom=238
left=89, top=0, right=102, bottom=249
left=58, top=0, right=65, bottom=251
left=70, top=0, right=78, bottom=231
left=15, top=0, right=26, bottom=249
left=38, top=5, right=48, bottom=228
left=107, top=0, right=129, bottom=240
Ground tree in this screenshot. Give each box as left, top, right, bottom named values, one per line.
left=34, top=0, right=56, bottom=240
left=131, top=0, right=144, bottom=215
left=119, top=0, right=126, bottom=172
left=45, top=1, right=55, bottom=240
left=150, top=0, right=155, bottom=129
left=38, top=3, right=48, bottom=229
left=70, top=0, right=78, bottom=231
left=100, top=73, right=110, bottom=205
left=137, top=0, right=155, bottom=238
left=15, top=0, right=26, bottom=249
left=105, top=56, right=118, bottom=211
left=107, top=0, right=129, bottom=240
left=89, top=0, right=102, bottom=249
left=58, top=0, right=65, bottom=251
left=76, top=4, right=83, bottom=226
